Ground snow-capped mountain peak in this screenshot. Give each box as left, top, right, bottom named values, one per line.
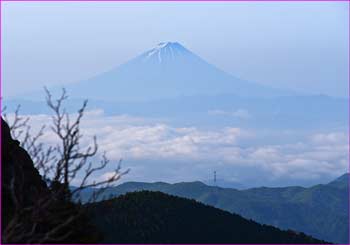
left=60, top=41, right=293, bottom=101
left=143, top=41, right=190, bottom=63
left=157, top=42, right=175, bottom=48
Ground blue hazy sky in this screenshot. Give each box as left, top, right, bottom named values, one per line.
left=2, top=2, right=349, bottom=98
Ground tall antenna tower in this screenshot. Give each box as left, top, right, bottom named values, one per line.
left=214, top=171, right=217, bottom=186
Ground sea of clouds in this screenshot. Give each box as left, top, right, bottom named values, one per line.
left=6, top=109, right=348, bottom=187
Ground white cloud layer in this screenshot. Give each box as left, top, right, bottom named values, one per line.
left=6, top=110, right=348, bottom=186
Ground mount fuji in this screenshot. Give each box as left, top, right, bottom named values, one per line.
left=6, top=42, right=346, bottom=129
left=65, top=42, right=294, bottom=101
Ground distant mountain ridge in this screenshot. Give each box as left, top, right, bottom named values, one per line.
left=55, top=42, right=295, bottom=101
left=78, top=173, right=349, bottom=243
left=87, top=191, right=327, bottom=244
left=5, top=93, right=347, bottom=130
left=6, top=42, right=346, bottom=131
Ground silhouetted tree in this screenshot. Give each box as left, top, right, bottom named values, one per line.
left=2, top=88, right=128, bottom=243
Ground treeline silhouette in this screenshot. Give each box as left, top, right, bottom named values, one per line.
left=87, top=191, right=328, bottom=244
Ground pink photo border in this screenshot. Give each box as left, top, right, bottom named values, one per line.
left=0, top=0, right=348, bottom=244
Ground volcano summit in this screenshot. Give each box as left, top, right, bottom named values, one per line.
left=62, top=42, right=292, bottom=101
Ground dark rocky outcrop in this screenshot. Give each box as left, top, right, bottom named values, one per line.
left=1, top=118, right=100, bottom=243
left=2, top=118, right=48, bottom=228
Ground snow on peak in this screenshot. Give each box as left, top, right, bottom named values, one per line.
left=144, top=42, right=188, bottom=63
left=157, top=42, right=179, bottom=48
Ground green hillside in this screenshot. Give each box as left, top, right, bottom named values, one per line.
left=78, top=173, right=349, bottom=243
left=87, top=191, right=327, bottom=244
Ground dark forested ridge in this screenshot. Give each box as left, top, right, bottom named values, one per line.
left=87, top=191, right=328, bottom=244
left=78, top=174, right=349, bottom=243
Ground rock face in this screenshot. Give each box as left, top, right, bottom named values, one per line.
left=2, top=118, right=48, bottom=228
left=1, top=117, right=100, bottom=243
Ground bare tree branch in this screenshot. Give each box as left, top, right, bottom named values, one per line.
left=2, top=87, right=128, bottom=243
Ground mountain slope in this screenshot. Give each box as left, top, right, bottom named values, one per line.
left=79, top=174, right=349, bottom=243
left=65, top=42, right=293, bottom=101
left=87, top=191, right=327, bottom=244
